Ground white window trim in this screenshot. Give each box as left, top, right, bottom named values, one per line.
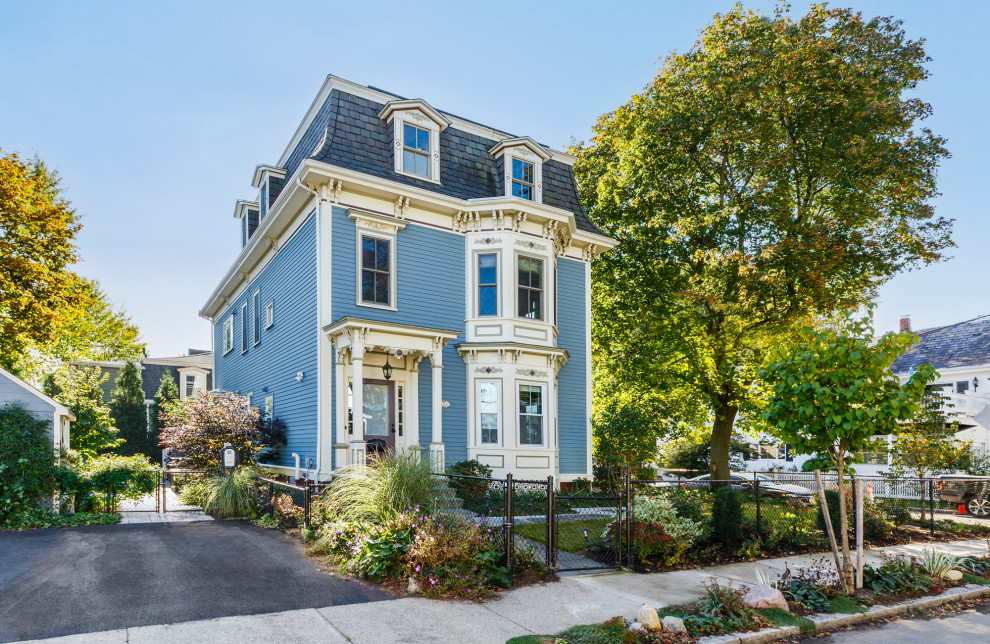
left=475, top=250, right=501, bottom=318
left=391, top=112, right=442, bottom=184
left=264, top=394, right=274, bottom=419
left=240, top=302, right=248, bottom=354
left=476, top=379, right=502, bottom=446
left=252, top=289, right=261, bottom=346
left=349, top=211, right=405, bottom=312
left=515, top=252, right=546, bottom=322
left=223, top=314, right=234, bottom=355
left=517, top=381, right=547, bottom=448
left=245, top=391, right=253, bottom=410
left=265, top=300, right=274, bottom=329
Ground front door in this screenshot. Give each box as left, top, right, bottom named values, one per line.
left=362, top=380, right=395, bottom=455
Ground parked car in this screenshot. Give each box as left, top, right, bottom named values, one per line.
left=682, top=473, right=815, bottom=503
left=935, top=475, right=990, bottom=516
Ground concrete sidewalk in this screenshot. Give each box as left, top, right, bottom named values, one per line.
left=20, top=539, right=989, bottom=644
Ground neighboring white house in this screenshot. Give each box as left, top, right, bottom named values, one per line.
left=0, top=366, right=74, bottom=452
left=739, top=314, right=990, bottom=475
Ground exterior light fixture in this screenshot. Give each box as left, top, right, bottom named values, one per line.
left=296, top=371, right=304, bottom=382
left=974, top=377, right=979, bottom=391
left=382, top=355, right=393, bottom=381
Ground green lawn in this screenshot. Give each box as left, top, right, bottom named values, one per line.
left=515, top=517, right=614, bottom=553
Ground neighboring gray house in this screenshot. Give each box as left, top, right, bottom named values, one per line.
left=0, top=366, right=74, bottom=452
left=69, top=350, right=213, bottom=425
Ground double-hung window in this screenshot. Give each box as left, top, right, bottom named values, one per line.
left=361, top=235, right=392, bottom=306
left=518, top=256, right=544, bottom=320
left=403, top=124, right=430, bottom=178
left=240, top=303, right=248, bottom=353
left=265, top=300, right=274, bottom=329
left=222, top=315, right=234, bottom=355
left=478, top=253, right=498, bottom=316
left=512, top=158, right=534, bottom=200
left=518, top=384, right=544, bottom=446
left=252, top=291, right=261, bottom=345
left=477, top=380, right=501, bottom=445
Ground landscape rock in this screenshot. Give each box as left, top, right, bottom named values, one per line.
left=407, top=577, right=421, bottom=594
left=636, top=604, right=662, bottom=631
left=944, top=570, right=963, bottom=581
left=629, top=622, right=643, bottom=631
left=743, top=583, right=790, bottom=612
left=662, top=616, right=687, bottom=633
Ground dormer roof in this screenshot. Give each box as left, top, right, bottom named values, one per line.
left=233, top=199, right=259, bottom=220
left=251, top=165, right=286, bottom=189
left=489, top=137, right=552, bottom=163
left=377, top=99, right=452, bottom=131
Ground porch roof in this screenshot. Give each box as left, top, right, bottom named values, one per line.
left=323, top=317, right=460, bottom=354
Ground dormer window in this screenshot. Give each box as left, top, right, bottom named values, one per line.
left=512, top=158, right=535, bottom=200
left=379, top=99, right=451, bottom=184
left=403, top=124, right=431, bottom=178
left=489, top=137, right=552, bottom=204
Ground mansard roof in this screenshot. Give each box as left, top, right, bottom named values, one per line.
left=272, top=81, right=600, bottom=235
left=891, top=316, right=990, bottom=374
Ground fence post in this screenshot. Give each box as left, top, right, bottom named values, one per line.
left=929, top=479, right=935, bottom=535
left=624, top=473, right=632, bottom=568
left=505, top=473, right=514, bottom=579
left=269, top=481, right=275, bottom=518
left=754, top=478, right=762, bottom=542
left=547, top=475, right=555, bottom=571
left=304, top=482, right=311, bottom=530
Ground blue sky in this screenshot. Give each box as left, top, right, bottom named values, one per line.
left=1, top=1, right=986, bottom=357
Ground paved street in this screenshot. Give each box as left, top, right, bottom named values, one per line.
left=0, top=520, right=390, bottom=643
left=819, top=602, right=990, bottom=643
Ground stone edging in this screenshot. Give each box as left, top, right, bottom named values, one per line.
left=698, top=584, right=990, bottom=644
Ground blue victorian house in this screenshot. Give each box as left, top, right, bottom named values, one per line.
left=200, top=75, right=615, bottom=483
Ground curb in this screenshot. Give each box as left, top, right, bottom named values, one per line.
left=698, top=584, right=990, bottom=644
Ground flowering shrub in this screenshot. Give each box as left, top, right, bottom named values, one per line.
left=274, top=493, right=304, bottom=527
left=608, top=518, right=688, bottom=566
left=310, top=507, right=509, bottom=597
left=159, top=391, right=259, bottom=470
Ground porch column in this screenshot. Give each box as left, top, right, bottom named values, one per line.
left=334, top=347, right=348, bottom=470
left=350, top=341, right=367, bottom=468
left=429, top=349, right=444, bottom=472
left=407, top=354, right=421, bottom=460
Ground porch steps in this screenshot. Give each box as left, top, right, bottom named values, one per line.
left=432, top=480, right=465, bottom=513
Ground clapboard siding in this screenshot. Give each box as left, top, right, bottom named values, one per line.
left=331, top=206, right=467, bottom=466
left=214, top=213, right=318, bottom=470
left=557, top=258, right=589, bottom=475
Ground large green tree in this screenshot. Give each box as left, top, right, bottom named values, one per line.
left=760, top=317, right=933, bottom=589
left=149, top=372, right=179, bottom=458
left=0, top=151, right=82, bottom=373
left=110, top=361, right=147, bottom=458
left=45, top=365, right=121, bottom=459
left=574, top=4, right=952, bottom=482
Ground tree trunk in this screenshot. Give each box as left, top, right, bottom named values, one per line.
left=836, top=455, right=855, bottom=592
left=710, top=404, right=739, bottom=482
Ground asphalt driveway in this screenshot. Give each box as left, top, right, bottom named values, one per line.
left=0, top=520, right=391, bottom=643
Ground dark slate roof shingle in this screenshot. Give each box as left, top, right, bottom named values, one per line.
left=891, top=317, right=990, bottom=373
left=302, top=89, right=601, bottom=235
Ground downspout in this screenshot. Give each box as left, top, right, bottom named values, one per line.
left=292, top=452, right=301, bottom=481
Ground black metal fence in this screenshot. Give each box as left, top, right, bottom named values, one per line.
left=256, top=476, right=332, bottom=529
left=431, top=470, right=990, bottom=576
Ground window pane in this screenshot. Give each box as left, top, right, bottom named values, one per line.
left=362, top=270, right=375, bottom=302
left=520, top=415, right=543, bottom=445
left=414, top=152, right=428, bottom=177
left=529, top=290, right=542, bottom=320
left=479, top=285, right=497, bottom=316
left=417, top=127, right=430, bottom=152
left=481, top=415, right=499, bottom=444
left=403, top=149, right=416, bottom=174
left=478, top=254, right=497, bottom=284
left=512, top=158, right=523, bottom=180
left=404, top=124, right=416, bottom=147
left=518, top=256, right=529, bottom=284
left=521, top=162, right=533, bottom=183
left=512, top=181, right=532, bottom=200
left=362, top=237, right=376, bottom=268
left=529, top=258, right=542, bottom=285
left=376, top=239, right=390, bottom=271
left=375, top=272, right=390, bottom=305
